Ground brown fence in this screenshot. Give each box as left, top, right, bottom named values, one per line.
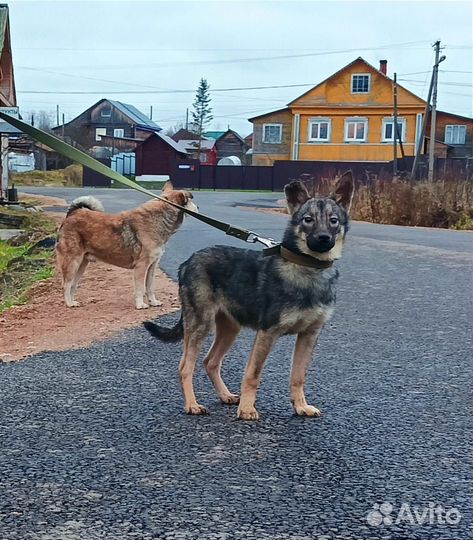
left=170, top=157, right=473, bottom=191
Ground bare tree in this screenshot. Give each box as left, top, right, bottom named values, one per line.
left=164, top=122, right=186, bottom=137
left=30, top=110, right=55, bottom=133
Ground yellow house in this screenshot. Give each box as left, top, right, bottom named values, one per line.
left=249, top=57, right=467, bottom=166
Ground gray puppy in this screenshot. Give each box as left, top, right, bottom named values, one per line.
left=144, top=172, right=354, bottom=420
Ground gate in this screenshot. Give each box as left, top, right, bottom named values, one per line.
left=111, top=152, right=135, bottom=176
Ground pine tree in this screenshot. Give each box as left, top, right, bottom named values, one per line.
left=191, top=78, right=213, bottom=160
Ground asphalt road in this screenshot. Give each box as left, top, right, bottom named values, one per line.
left=2, top=187, right=472, bottom=540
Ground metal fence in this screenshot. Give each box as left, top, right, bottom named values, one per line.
left=170, top=157, right=473, bottom=191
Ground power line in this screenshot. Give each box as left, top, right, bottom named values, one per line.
left=16, top=40, right=431, bottom=71
left=17, top=82, right=319, bottom=95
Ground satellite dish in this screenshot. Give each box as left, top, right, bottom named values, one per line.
left=217, top=156, right=241, bottom=166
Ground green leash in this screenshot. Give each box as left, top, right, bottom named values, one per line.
left=0, top=112, right=277, bottom=247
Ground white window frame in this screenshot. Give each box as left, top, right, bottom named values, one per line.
left=351, top=73, right=371, bottom=94
left=382, top=117, right=406, bottom=142
left=344, top=118, right=368, bottom=142
left=262, top=123, right=283, bottom=144
left=96, top=127, right=107, bottom=141
left=308, top=117, right=331, bottom=142
left=101, top=107, right=112, bottom=117
left=445, top=124, right=466, bottom=145
left=113, top=128, right=125, bottom=138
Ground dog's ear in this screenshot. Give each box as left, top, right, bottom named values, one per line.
left=162, top=180, right=174, bottom=193
left=174, top=191, right=189, bottom=207
left=284, top=180, right=310, bottom=214
left=333, top=171, right=355, bottom=214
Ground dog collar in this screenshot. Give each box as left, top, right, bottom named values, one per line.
left=263, top=244, right=334, bottom=269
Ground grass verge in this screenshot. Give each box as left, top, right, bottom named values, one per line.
left=0, top=208, right=57, bottom=312
left=11, top=164, right=83, bottom=187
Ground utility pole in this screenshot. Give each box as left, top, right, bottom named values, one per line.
left=411, top=75, right=434, bottom=180
left=393, top=72, right=398, bottom=177
left=185, top=108, right=189, bottom=131
left=149, top=105, right=153, bottom=120
left=61, top=113, right=65, bottom=140
left=428, top=40, right=446, bottom=182
left=56, top=105, right=60, bottom=127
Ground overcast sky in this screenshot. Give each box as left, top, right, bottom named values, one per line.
left=8, top=0, right=473, bottom=136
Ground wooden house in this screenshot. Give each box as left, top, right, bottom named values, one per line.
left=52, top=99, right=161, bottom=151
left=0, top=4, right=16, bottom=108
left=250, top=57, right=473, bottom=165
left=134, top=132, right=187, bottom=176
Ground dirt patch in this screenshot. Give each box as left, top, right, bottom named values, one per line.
left=1, top=205, right=179, bottom=362
left=18, top=192, right=68, bottom=208
left=238, top=205, right=287, bottom=217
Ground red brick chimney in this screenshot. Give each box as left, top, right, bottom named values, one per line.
left=379, top=60, right=387, bottom=75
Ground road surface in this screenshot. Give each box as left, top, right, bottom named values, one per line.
left=2, top=187, right=472, bottom=539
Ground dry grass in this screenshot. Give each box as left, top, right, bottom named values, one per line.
left=306, top=177, right=473, bottom=230
left=11, top=164, right=83, bottom=187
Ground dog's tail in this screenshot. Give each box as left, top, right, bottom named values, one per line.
left=143, top=313, right=184, bottom=343
left=66, top=196, right=104, bottom=217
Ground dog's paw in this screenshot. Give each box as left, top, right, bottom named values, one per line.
left=220, top=393, right=240, bottom=405
left=185, top=403, right=208, bottom=415
left=135, top=302, right=149, bottom=310
left=66, top=301, right=81, bottom=308
left=148, top=298, right=163, bottom=307
left=294, top=404, right=322, bottom=417
left=237, top=406, right=260, bottom=421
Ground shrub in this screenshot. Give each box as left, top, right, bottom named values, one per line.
left=307, top=177, right=473, bottom=230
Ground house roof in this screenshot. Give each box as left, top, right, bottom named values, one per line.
left=136, top=131, right=188, bottom=155
left=203, top=131, right=226, bottom=140
left=107, top=100, right=161, bottom=130
left=437, top=110, right=473, bottom=122
left=176, top=139, right=216, bottom=152
left=288, top=56, right=425, bottom=107
left=249, top=57, right=432, bottom=122
left=53, top=99, right=162, bottom=131
left=248, top=107, right=290, bottom=122
left=171, top=128, right=200, bottom=142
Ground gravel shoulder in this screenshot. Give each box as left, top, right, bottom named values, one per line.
left=1, top=193, right=179, bottom=362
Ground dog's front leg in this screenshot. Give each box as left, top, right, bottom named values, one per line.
left=145, top=260, right=162, bottom=307
left=133, top=261, right=151, bottom=309
left=290, top=323, right=324, bottom=417
left=237, top=330, right=277, bottom=421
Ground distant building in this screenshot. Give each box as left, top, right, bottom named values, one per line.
left=203, top=129, right=249, bottom=163
left=176, top=139, right=217, bottom=165
left=52, top=99, right=161, bottom=152
left=134, top=132, right=188, bottom=177
left=249, top=57, right=473, bottom=165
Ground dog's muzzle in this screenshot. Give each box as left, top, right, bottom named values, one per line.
left=307, top=233, right=335, bottom=253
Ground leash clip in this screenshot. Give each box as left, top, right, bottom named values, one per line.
left=252, top=234, right=279, bottom=248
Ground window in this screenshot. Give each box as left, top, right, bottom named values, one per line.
left=96, top=127, right=107, bottom=141
left=445, top=125, right=466, bottom=145
left=308, top=118, right=331, bottom=142
left=262, top=123, right=282, bottom=144
left=351, top=74, right=370, bottom=93
left=382, top=118, right=406, bottom=142
left=114, top=128, right=124, bottom=138
left=101, top=107, right=112, bottom=117
left=345, top=118, right=368, bottom=142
